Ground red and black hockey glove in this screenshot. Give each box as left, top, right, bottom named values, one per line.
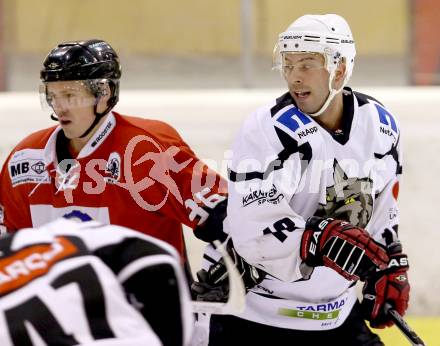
left=362, top=241, right=410, bottom=328
left=191, top=238, right=266, bottom=302
left=300, top=217, right=389, bottom=281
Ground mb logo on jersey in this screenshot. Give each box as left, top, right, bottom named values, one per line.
left=8, top=155, right=50, bottom=188
left=10, top=160, right=46, bottom=177
left=315, top=159, right=373, bottom=228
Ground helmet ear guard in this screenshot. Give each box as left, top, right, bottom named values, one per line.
left=92, top=79, right=120, bottom=117
left=84, top=78, right=119, bottom=108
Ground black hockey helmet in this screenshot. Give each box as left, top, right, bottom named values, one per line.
left=40, top=39, right=122, bottom=137
left=41, top=39, right=121, bottom=82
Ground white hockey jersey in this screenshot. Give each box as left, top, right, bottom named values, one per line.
left=207, top=88, right=402, bottom=330
left=0, top=218, right=193, bottom=345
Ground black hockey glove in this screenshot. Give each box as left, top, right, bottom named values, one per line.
left=191, top=238, right=266, bottom=302
left=191, top=268, right=229, bottom=302
left=300, top=217, right=389, bottom=281
left=193, top=199, right=228, bottom=243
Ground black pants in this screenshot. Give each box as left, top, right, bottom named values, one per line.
left=209, top=302, right=383, bottom=346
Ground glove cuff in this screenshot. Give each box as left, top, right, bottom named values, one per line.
left=384, top=241, right=409, bottom=273
left=300, top=228, right=323, bottom=266
left=301, top=216, right=336, bottom=266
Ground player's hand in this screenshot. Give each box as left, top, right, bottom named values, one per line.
left=362, top=241, right=410, bottom=328
left=191, top=269, right=229, bottom=302
left=300, top=217, right=389, bottom=281
left=191, top=239, right=266, bottom=301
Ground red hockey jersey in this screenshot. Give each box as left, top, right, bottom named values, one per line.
left=0, top=112, right=227, bottom=255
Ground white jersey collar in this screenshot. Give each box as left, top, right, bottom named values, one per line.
left=43, top=112, right=116, bottom=164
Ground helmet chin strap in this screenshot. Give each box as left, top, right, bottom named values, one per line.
left=79, top=86, right=117, bottom=138
left=79, top=112, right=104, bottom=138
left=308, top=69, right=344, bottom=117
left=79, top=99, right=112, bottom=138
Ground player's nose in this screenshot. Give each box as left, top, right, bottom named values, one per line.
left=285, top=71, right=303, bottom=84
left=54, top=108, right=69, bottom=119
left=52, top=100, right=67, bottom=113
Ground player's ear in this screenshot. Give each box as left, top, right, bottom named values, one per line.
left=333, top=59, right=347, bottom=89
left=96, top=83, right=112, bottom=113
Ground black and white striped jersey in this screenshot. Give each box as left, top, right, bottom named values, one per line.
left=0, top=218, right=193, bottom=345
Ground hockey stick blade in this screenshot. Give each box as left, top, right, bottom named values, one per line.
left=384, top=303, right=426, bottom=346
left=191, top=240, right=246, bottom=315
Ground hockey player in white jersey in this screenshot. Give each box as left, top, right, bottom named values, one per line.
left=0, top=217, right=193, bottom=346
left=193, top=14, right=409, bottom=345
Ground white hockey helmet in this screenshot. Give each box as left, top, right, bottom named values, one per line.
left=273, top=14, right=356, bottom=116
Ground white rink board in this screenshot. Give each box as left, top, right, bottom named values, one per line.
left=0, top=88, right=439, bottom=315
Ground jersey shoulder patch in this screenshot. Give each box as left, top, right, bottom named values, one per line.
left=272, top=105, right=318, bottom=142
left=8, top=148, right=50, bottom=187
left=355, top=91, right=399, bottom=137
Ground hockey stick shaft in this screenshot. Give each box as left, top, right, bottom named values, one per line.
left=384, top=303, right=426, bottom=346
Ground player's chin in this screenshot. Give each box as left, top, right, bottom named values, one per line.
left=291, top=96, right=315, bottom=114
left=61, top=128, right=79, bottom=139
left=295, top=102, right=318, bottom=115
left=299, top=100, right=327, bottom=115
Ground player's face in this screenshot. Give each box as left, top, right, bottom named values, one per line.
left=282, top=52, right=330, bottom=114
left=45, top=81, right=97, bottom=139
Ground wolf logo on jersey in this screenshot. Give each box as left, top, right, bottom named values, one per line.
left=315, top=160, right=374, bottom=228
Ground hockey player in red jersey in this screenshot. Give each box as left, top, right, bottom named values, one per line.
left=0, top=217, right=193, bottom=346
left=0, top=39, right=227, bottom=257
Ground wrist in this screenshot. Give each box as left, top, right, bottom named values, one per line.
left=300, top=216, right=339, bottom=266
